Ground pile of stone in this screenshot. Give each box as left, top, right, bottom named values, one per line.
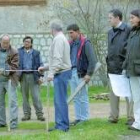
left=90, top=93, right=109, bottom=100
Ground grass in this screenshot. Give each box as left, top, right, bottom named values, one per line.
left=15, top=85, right=110, bottom=106
left=2, top=86, right=139, bottom=140
left=0, top=118, right=139, bottom=140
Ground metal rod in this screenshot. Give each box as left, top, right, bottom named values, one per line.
left=46, top=81, right=50, bottom=135
left=5, top=70, right=38, bottom=72
left=7, top=80, right=11, bottom=132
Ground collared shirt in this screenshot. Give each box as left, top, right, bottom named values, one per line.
left=117, top=21, right=122, bottom=28
left=70, top=38, right=80, bottom=68
left=48, top=32, right=71, bottom=78
left=23, top=49, right=33, bottom=70
left=0, top=49, right=9, bottom=81
left=113, top=22, right=123, bottom=32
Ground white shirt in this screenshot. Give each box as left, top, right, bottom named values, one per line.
left=48, top=32, right=71, bottom=78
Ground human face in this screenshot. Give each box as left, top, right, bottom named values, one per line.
left=108, top=13, right=120, bottom=27
left=130, top=14, right=140, bottom=27
left=67, top=30, right=79, bottom=41
left=1, top=38, right=10, bottom=50
left=24, top=39, right=32, bottom=49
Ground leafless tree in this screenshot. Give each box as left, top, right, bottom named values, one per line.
left=38, top=0, right=140, bottom=86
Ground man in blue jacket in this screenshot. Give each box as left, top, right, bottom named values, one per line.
left=18, top=36, right=45, bottom=121
left=67, top=24, right=97, bottom=125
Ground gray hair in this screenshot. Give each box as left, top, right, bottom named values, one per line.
left=50, top=19, right=63, bottom=31
left=0, top=34, right=10, bottom=42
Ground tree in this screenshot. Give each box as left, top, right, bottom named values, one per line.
left=38, top=0, right=140, bottom=86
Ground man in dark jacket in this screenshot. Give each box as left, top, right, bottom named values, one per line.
left=107, top=9, right=133, bottom=124
left=18, top=36, right=45, bottom=121
left=67, top=24, right=97, bottom=125
left=0, top=34, right=19, bottom=129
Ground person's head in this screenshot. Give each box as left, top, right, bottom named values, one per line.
left=67, top=24, right=80, bottom=41
left=50, top=19, right=63, bottom=36
left=1, top=34, right=10, bottom=50
left=23, top=36, right=33, bottom=49
left=130, top=9, right=140, bottom=27
left=108, top=9, right=122, bottom=27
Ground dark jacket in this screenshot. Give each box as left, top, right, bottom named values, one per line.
left=123, top=27, right=140, bottom=77
left=106, top=22, right=131, bottom=74
left=0, top=44, right=19, bottom=86
left=18, top=47, right=43, bottom=83
left=70, top=35, right=97, bottom=78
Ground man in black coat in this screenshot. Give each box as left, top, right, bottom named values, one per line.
left=107, top=9, right=134, bottom=124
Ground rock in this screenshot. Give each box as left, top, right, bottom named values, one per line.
left=90, top=93, right=109, bottom=100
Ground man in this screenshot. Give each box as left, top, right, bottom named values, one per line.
left=107, top=9, right=134, bottom=124
left=18, top=36, right=45, bottom=121
left=39, top=20, right=72, bottom=132
left=67, top=24, right=97, bottom=125
left=0, top=34, right=19, bottom=129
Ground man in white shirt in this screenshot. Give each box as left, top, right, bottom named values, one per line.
left=39, top=20, right=72, bottom=132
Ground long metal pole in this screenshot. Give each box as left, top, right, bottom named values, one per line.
left=5, top=70, right=38, bottom=72
left=7, top=79, right=11, bottom=132
left=46, top=81, right=50, bottom=134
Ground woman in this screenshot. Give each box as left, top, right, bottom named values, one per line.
left=123, top=9, right=140, bottom=131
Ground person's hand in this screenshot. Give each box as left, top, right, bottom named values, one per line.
left=47, top=77, right=53, bottom=82
left=84, top=75, right=91, bottom=83
left=0, top=68, right=4, bottom=75
left=38, top=77, right=44, bottom=85
left=38, top=67, right=45, bottom=73
left=122, top=70, right=126, bottom=75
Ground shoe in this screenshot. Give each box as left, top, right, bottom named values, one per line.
left=48, top=127, right=68, bottom=132
left=48, top=127, right=56, bottom=132
left=125, top=119, right=135, bottom=125
left=0, top=124, right=6, bottom=127
left=108, top=119, right=118, bottom=123
left=10, top=126, right=17, bottom=130
left=128, top=125, right=140, bottom=131
left=37, top=116, right=45, bottom=121
left=21, top=116, right=31, bottom=121
left=70, top=120, right=81, bottom=126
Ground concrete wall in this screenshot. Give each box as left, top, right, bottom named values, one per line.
left=0, top=0, right=54, bottom=33
left=0, top=0, right=139, bottom=33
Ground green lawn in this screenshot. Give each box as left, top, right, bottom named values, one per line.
left=0, top=118, right=139, bottom=140
left=15, top=85, right=110, bottom=106
left=2, top=86, right=139, bottom=140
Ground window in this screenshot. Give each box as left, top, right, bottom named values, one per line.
left=0, top=0, right=46, bottom=5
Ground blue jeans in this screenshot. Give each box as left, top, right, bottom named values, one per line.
left=0, top=80, right=18, bottom=128
left=70, top=69, right=89, bottom=121
left=54, top=70, right=71, bottom=130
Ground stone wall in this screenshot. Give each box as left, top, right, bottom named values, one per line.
left=3, top=33, right=53, bottom=63
left=1, top=32, right=106, bottom=86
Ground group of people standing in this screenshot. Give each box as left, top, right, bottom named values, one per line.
left=107, top=9, right=140, bottom=131
left=0, top=8, right=140, bottom=133
left=0, top=35, right=45, bottom=129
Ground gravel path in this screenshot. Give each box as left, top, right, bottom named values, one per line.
left=6, top=102, right=127, bottom=122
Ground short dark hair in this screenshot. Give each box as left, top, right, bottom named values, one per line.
left=23, top=36, right=33, bottom=44
left=109, top=9, right=123, bottom=21
left=67, top=24, right=80, bottom=31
